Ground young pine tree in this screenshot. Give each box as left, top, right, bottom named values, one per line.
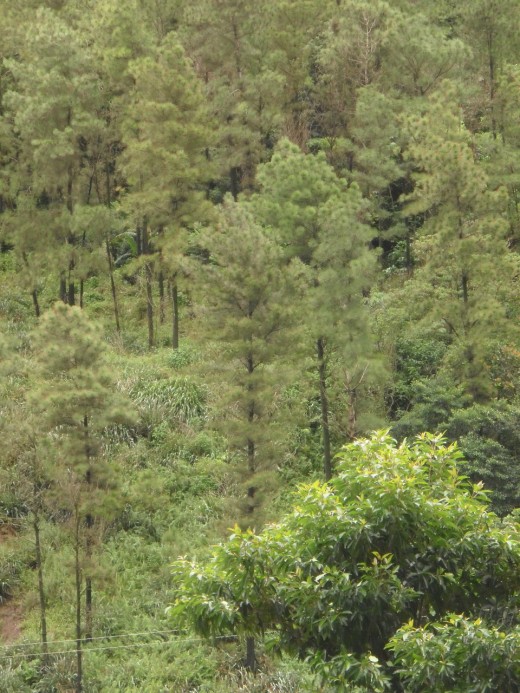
left=252, top=140, right=379, bottom=479
left=402, top=83, right=517, bottom=400
left=198, top=198, right=298, bottom=516
left=30, top=304, right=131, bottom=692
left=121, top=33, right=213, bottom=349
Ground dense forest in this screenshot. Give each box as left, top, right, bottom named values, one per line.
left=0, top=0, right=519, bottom=691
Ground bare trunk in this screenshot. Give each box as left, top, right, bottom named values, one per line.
left=74, top=508, right=83, bottom=693
left=60, top=276, right=67, bottom=304
left=247, top=438, right=255, bottom=474
left=68, top=264, right=76, bottom=306
left=230, top=166, right=241, bottom=201
left=171, top=277, right=179, bottom=349
left=145, top=262, right=154, bottom=349
left=158, top=272, right=165, bottom=324
left=32, top=289, right=41, bottom=318
left=33, top=515, right=48, bottom=663
left=245, top=636, right=257, bottom=672
left=84, top=415, right=93, bottom=642
left=246, top=353, right=255, bottom=472
left=347, top=389, right=357, bottom=441
left=22, top=253, right=40, bottom=317
left=317, top=337, right=332, bottom=481
left=105, top=238, right=121, bottom=332
left=142, top=226, right=155, bottom=348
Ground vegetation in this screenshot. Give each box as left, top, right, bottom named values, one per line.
left=0, top=0, right=519, bottom=690
left=171, top=433, right=520, bottom=691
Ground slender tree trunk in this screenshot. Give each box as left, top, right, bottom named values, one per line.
left=68, top=261, right=76, bottom=306
left=85, top=550, right=93, bottom=642
left=74, top=507, right=83, bottom=693
left=346, top=388, right=357, bottom=441
left=103, top=168, right=121, bottom=333
left=145, top=262, right=154, bottom=349
left=247, top=438, right=255, bottom=474
left=158, top=271, right=165, bottom=324
left=171, top=276, right=179, bottom=349
left=79, top=280, right=84, bottom=309
left=105, top=237, right=121, bottom=332
left=60, top=276, right=67, bottom=304
left=68, top=281, right=76, bottom=307
left=32, top=289, right=40, bottom=318
left=33, top=514, right=48, bottom=664
left=245, top=636, right=257, bottom=672
left=487, top=29, right=496, bottom=138
left=22, top=253, right=40, bottom=318
left=230, top=166, right=241, bottom=200
left=405, top=234, right=412, bottom=275
left=83, top=416, right=93, bottom=642
left=142, top=225, right=155, bottom=349
left=317, top=337, right=332, bottom=481
left=246, top=353, right=256, bottom=472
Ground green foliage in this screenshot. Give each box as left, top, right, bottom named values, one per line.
left=394, top=392, right=520, bottom=516
left=171, top=432, right=520, bottom=688
left=198, top=196, right=298, bottom=475
left=389, top=616, right=520, bottom=692
left=2, top=1, right=520, bottom=689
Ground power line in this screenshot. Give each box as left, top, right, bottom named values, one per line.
left=0, top=628, right=183, bottom=651
left=0, top=634, right=239, bottom=661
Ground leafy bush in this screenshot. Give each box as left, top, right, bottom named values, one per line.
left=389, top=616, right=520, bottom=693
left=170, top=432, right=520, bottom=690
left=394, top=395, right=520, bottom=515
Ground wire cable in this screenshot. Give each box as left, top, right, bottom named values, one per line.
left=0, top=628, right=183, bottom=651
left=0, top=634, right=239, bottom=661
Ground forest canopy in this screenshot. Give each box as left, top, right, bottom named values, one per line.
left=0, top=0, right=519, bottom=690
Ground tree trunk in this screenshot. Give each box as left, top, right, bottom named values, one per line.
left=74, top=508, right=83, bottom=693
left=246, top=353, right=255, bottom=472
left=247, top=438, right=255, bottom=474
left=245, top=636, right=257, bottom=672
left=22, top=253, right=40, bottom=318
left=142, top=225, right=155, bottom=349
left=105, top=237, right=121, bottom=333
left=32, top=289, right=40, bottom=318
left=60, top=276, right=67, bottom=304
left=103, top=167, right=121, bottom=334
left=346, top=388, right=357, bottom=441
left=171, top=276, right=179, bottom=349
left=79, top=280, right=84, bottom=309
left=317, top=337, right=332, bottom=481
left=68, top=268, right=76, bottom=306
left=33, top=515, right=48, bottom=664
left=230, top=166, right=241, bottom=200
left=158, top=271, right=165, bottom=324
left=84, top=415, right=93, bottom=642
left=145, top=262, right=154, bottom=349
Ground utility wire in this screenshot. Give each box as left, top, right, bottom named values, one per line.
left=0, top=628, right=183, bottom=651
left=0, top=634, right=239, bottom=661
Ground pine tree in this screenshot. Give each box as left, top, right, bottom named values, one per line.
left=30, top=304, right=131, bottom=692
left=178, top=0, right=281, bottom=197
left=198, top=198, right=297, bottom=499
left=121, top=33, right=213, bottom=348
left=402, top=82, right=517, bottom=399
left=4, top=7, right=106, bottom=307
left=252, top=140, right=379, bottom=479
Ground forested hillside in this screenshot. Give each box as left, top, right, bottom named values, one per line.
left=0, top=1, right=519, bottom=691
